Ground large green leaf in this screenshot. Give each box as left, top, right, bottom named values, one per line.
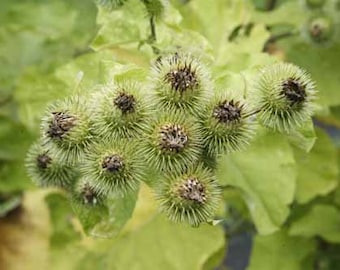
left=217, top=128, right=297, bottom=234
left=92, top=0, right=149, bottom=50
left=294, top=128, right=339, bottom=204
left=55, top=51, right=149, bottom=92
left=289, top=204, right=340, bottom=243
left=247, top=230, right=315, bottom=270
left=179, top=0, right=254, bottom=54
left=104, top=215, right=225, bottom=270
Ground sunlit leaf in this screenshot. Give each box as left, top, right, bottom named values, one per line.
left=294, top=128, right=338, bottom=204
left=217, top=128, right=297, bottom=235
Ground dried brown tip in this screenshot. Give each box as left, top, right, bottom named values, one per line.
left=213, top=100, right=242, bottom=123
left=178, top=177, right=206, bottom=204
left=47, top=112, right=77, bottom=139
left=159, top=123, right=188, bottom=153
left=36, top=153, right=52, bottom=169
left=114, top=92, right=136, bottom=113
left=102, top=154, right=124, bottom=172
left=282, top=78, right=307, bottom=106
left=164, top=63, right=199, bottom=93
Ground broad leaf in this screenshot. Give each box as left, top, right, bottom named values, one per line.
left=217, top=128, right=297, bottom=234
left=294, top=128, right=338, bottom=204
left=248, top=230, right=315, bottom=270
left=289, top=204, right=340, bottom=243
left=105, top=215, right=225, bottom=270
left=286, top=119, right=316, bottom=153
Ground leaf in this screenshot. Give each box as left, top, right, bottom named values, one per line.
left=217, top=128, right=297, bottom=235
left=202, top=246, right=226, bottom=270
left=92, top=0, right=148, bottom=50
left=72, top=190, right=138, bottom=238
left=55, top=51, right=149, bottom=93
left=45, top=193, right=81, bottom=249
left=293, top=128, right=339, bottom=204
left=286, top=119, right=316, bottom=153
left=289, top=204, right=340, bottom=243
left=252, top=1, right=305, bottom=27
left=122, top=183, right=158, bottom=233
left=179, top=0, right=254, bottom=53
left=214, top=24, right=271, bottom=69
left=105, top=215, right=225, bottom=270
left=247, top=230, right=315, bottom=270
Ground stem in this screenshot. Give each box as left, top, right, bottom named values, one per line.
left=263, top=30, right=298, bottom=52
left=265, top=0, right=277, bottom=11
left=149, top=16, right=160, bottom=55
left=267, top=31, right=298, bottom=44
left=150, top=16, right=157, bottom=42
left=243, top=108, right=263, bottom=119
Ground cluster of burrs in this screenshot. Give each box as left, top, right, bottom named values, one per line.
left=26, top=51, right=316, bottom=227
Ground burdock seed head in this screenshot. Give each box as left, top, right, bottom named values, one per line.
left=41, top=96, right=93, bottom=164
left=142, top=112, right=202, bottom=174
left=156, top=165, right=221, bottom=227
left=254, top=62, right=317, bottom=131
left=150, top=52, right=212, bottom=114
left=199, top=94, right=256, bottom=155
left=306, top=15, right=336, bottom=45
left=26, top=142, right=79, bottom=189
left=81, top=140, right=144, bottom=196
left=91, top=82, right=150, bottom=140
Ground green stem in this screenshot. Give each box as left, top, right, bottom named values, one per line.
left=149, top=16, right=160, bottom=55
left=265, top=0, right=277, bottom=11
left=150, top=16, right=157, bottom=42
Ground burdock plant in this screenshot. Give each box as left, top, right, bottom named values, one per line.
left=27, top=51, right=317, bottom=229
